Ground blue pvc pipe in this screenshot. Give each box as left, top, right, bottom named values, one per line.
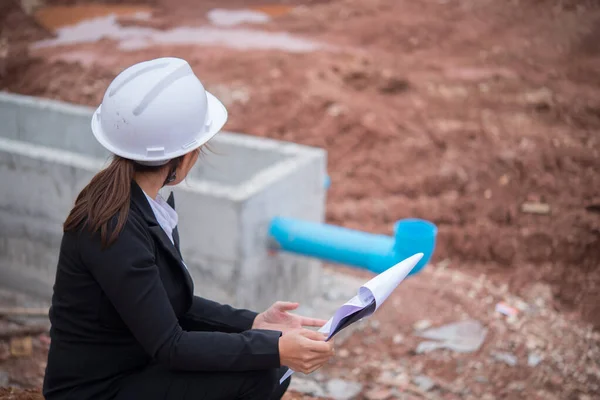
left=269, top=217, right=437, bottom=274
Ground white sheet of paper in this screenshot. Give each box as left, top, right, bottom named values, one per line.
left=280, top=253, right=424, bottom=383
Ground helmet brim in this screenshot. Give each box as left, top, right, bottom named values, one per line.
left=205, top=90, right=228, bottom=136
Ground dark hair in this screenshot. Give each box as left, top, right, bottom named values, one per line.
left=64, top=155, right=184, bottom=248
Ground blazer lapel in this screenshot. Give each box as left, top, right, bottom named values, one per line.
left=131, top=182, right=194, bottom=299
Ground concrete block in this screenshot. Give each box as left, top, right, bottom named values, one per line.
left=0, top=92, right=327, bottom=310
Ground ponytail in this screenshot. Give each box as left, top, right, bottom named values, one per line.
left=64, top=156, right=135, bottom=248
left=65, top=148, right=202, bottom=248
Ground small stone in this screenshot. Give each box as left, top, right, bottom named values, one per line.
left=527, top=353, right=543, bottom=367
left=507, top=381, right=526, bottom=391
left=525, top=335, right=545, bottom=350
left=475, top=376, right=489, bottom=384
left=370, top=320, right=381, bottom=331
left=326, top=103, right=345, bottom=117
left=289, top=377, right=327, bottom=397
left=413, top=320, right=432, bottom=331
left=413, top=375, right=436, bottom=392
left=522, top=87, right=553, bottom=108
left=377, top=371, right=409, bottom=388
left=492, top=352, right=518, bottom=367
left=354, top=347, right=364, bottom=355
left=365, top=387, right=393, bottom=400
left=379, top=76, right=410, bottom=94
left=521, top=202, right=551, bottom=215
left=393, top=334, right=404, bottom=344
left=514, top=299, right=529, bottom=312
left=484, top=189, right=492, bottom=199
left=10, top=336, right=33, bottom=357
left=338, top=348, right=350, bottom=358
left=326, top=379, right=363, bottom=400
left=312, top=372, right=326, bottom=382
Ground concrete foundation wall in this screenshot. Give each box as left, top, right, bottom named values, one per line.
left=0, top=92, right=327, bottom=310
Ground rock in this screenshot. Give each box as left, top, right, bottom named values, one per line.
left=379, top=76, right=409, bottom=94
left=377, top=371, right=410, bottom=388
left=444, top=67, right=517, bottom=82
left=10, top=336, right=32, bottom=357
left=312, top=372, right=327, bottom=382
left=393, top=334, right=404, bottom=344
left=338, top=348, right=350, bottom=358
left=325, top=379, right=363, bottom=400
left=289, top=376, right=327, bottom=397
left=415, top=320, right=488, bottom=354
left=365, top=387, right=393, bottom=400
left=370, top=320, right=381, bottom=331
left=413, top=320, right=432, bottom=331
left=527, top=353, right=543, bottom=367
left=525, top=335, right=545, bottom=350
left=522, top=87, right=553, bottom=109
left=492, top=352, right=518, bottom=366
left=326, top=103, right=346, bottom=118
left=475, top=375, right=489, bottom=384
left=507, top=381, right=526, bottom=391
left=499, top=174, right=510, bottom=186
left=413, top=375, right=436, bottom=392
left=0, top=369, right=8, bottom=386
left=521, top=202, right=551, bottom=215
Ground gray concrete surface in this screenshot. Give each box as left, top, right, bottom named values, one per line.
left=0, top=91, right=328, bottom=311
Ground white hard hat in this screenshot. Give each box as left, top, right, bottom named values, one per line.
left=91, top=57, right=227, bottom=165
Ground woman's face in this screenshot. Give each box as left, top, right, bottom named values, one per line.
left=166, top=149, right=200, bottom=186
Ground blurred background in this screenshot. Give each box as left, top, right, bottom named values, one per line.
left=0, top=0, right=599, bottom=399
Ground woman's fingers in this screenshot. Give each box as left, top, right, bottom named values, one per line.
left=299, top=329, right=327, bottom=341
left=299, top=316, right=329, bottom=327
left=299, top=330, right=334, bottom=354
left=273, top=301, right=299, bottom=312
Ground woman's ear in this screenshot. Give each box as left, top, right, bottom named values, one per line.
left=180, top=150, right=200, bottom=175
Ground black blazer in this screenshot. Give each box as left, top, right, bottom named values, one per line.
left=43, top=182, right=281, bottom=400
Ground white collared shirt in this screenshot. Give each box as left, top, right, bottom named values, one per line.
left=143, top=191, right=178, bottom=245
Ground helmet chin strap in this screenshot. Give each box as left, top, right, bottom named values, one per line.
left=163, top=165, right=177, bottom=185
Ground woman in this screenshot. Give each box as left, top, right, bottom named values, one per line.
left=43, top=57, right=335, bottom=400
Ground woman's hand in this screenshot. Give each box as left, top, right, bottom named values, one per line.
left=278, top=329, right=335, bottom=374
left=252, top=301, right=328, bottom=334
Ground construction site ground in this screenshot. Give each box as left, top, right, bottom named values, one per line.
left=0, top=0, right=599, bottom=398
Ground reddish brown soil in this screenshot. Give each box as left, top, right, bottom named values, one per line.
left=9, top=0, right=597, bottom=324
left=0, top=388, right=43, bottom=400
left=0, top=0, right=599, bottom=397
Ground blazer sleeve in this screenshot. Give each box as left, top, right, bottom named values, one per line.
left=180, top=297, right=258, bottom=333
left=80, top=217, right=281, bottom=372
